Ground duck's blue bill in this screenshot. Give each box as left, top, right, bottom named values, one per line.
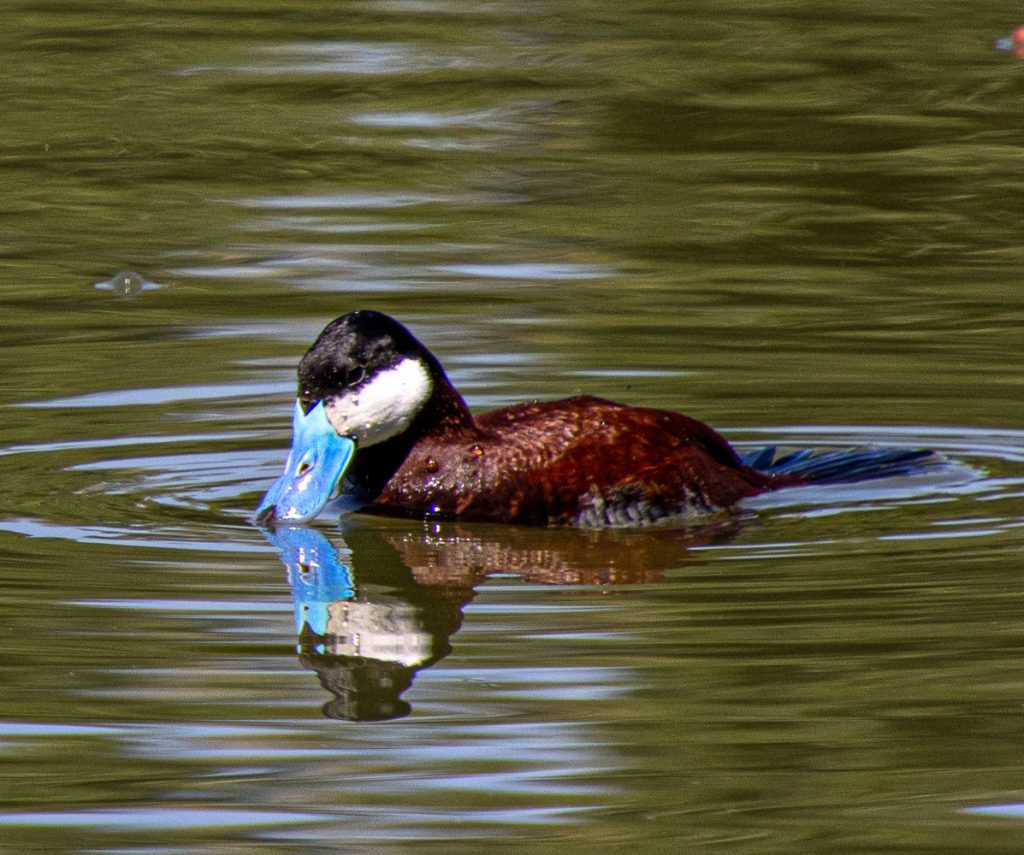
left=255, top=400, right=356, bottom=525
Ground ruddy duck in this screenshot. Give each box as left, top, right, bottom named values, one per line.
left=256, top=310, right=935, bottom=527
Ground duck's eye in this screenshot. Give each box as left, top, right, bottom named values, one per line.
left=344, top=366, right=364, bottom=387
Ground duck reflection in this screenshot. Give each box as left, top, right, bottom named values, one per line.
left=265, top=518, right=741, bottom=721
left=266, top=526, right=472, bottom=721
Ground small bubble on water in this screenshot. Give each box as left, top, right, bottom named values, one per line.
left=94, top=271, right=162, bottom=296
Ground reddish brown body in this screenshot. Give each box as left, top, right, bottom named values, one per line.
left=343, top=394, right=795, bottom=527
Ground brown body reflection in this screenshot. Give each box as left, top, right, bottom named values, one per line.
left=266, top=517, right=741, bottom=721
left=390, top=517, right=740, bottom=588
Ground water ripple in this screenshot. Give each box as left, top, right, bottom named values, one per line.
left=0, top=807, right=327, bottom=830
left=3, top=412, right=1022, bottom=555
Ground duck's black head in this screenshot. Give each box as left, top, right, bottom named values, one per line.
left=256, top=310, right=468, bottom=525
left=298, top=310, right=449, bottom=446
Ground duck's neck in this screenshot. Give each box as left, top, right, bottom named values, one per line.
left=342, top=373, right=475, bottom=503
left=418, top=371, right=476, bottom=437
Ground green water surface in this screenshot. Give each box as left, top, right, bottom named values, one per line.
left=1, top=1, right=1024, bottom=852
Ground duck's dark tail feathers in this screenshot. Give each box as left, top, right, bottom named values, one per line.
left=741, top=446, right=941, bottom=485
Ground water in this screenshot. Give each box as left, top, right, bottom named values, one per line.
left=2, top=0, right=1024, bottom=851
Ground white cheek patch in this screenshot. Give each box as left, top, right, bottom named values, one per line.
left=324, top=357, right=432, bottom=447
